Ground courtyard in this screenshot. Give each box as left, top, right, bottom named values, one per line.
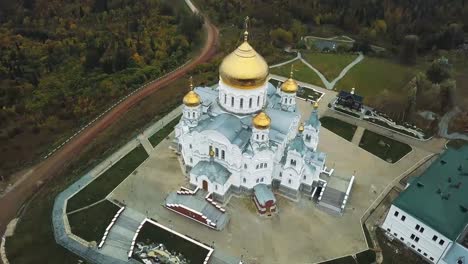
left=108, top=99, right=433, bottom=264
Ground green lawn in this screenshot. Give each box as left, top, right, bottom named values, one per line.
left=359, top=130, right=412, bottom=163
left=270, top=61, right=323, bottom=87
left=68, top=200, right=119, bottom=243
left=67, top=144, right=148, bottom=212
left=148, top=115, right=181, bottom=147
left=336, top=57, right=420, bottom=98
left=320, top=117, right=357, bottom=141
left=302, top=51, right=358, bottom=81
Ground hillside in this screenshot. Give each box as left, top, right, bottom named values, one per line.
left=0, top=0, right=202, bottom=177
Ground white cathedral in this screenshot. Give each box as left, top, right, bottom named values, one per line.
left=174, top=30, right=327, bottom=202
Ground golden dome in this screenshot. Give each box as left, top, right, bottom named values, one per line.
left=219, top=34, right=269, bottom=89
left=281, top=66, right=298, bottom=93
left=298, top=123, right=304, bottom=132
left=252, top=111, right=271, bottom=129
left=183, top=77, right=201, bottom=107
left=313, top=101, right=319, bottom=109
left=183, top=91, right=201, bottom=107
left=281, top=78, right=298, bottom=93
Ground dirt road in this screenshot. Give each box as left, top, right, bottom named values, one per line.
left=0, top=20, right=218, bottom=238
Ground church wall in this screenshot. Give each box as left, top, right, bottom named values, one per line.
left=218, top=80, right=268, bottom=114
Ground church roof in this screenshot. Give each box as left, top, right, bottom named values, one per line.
left=289, top=134, right=306, bottom=155
left=266, top=108, right=298, bottom=134
left=253, top=184, right=276, bottom=206
left=393, top=147, right=468, bottom=240
left=191, top=160, right=231, bottom=185
left=194, top=113, right=251, bottom=149
left=306, top=109, right=320, bottom=128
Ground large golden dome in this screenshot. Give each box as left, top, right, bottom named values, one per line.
left=252, top=111, right=271, bottom=129
left=219, top=33, right=269, bottom=89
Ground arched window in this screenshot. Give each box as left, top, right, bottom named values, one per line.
left=190, top=158, right=193, bottom=163
left=261, top=134, right=264, bottom=140
left=243, top=178, right=246, bottom=183
left=257, top=96, right=260, bottom=106
left=240, top=98, right=244, bottom=109
left=256, top=134, right=259, bottom=140
left=192, top=112, right=195, bottom=118
left=289, top=98, right=292, bottom=104
left=224, top=94, right=227, bottom=104
left=249, top=98, right=252, bottom=108
left=231, top=96, right=234, bottom=107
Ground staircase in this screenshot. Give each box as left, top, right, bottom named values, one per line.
left=99, top=208, right=145, bottom=261
left=318, top=187, right=346, bottom=215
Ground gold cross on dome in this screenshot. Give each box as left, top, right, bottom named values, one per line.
left=243, top=16, right=250, bottom=41
left=189, top=76, right=193, bottom=90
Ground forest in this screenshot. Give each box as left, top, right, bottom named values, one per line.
left=0, top=0, right=202, bottom=176
left=198, top=0, right=467, bottom=52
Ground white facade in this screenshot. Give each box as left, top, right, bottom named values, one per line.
left=174, top=79, right=326, bottom=199
left=382, top=205, right=453, bottom=263
left=218, top=81, right=267, bottom=114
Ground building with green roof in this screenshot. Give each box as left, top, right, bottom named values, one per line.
left=381, top=146, right=468, bottom=264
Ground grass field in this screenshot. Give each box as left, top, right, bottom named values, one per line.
left=148, top=116, right=181, bottom=147
left=302, top=51, right=358, bottom=80
left=359, top=130, right=412, bottom=163
left=66, top=144, right=148, bottom=212
left=336, top=57, right=419, bottom=98
left=320, top=117, right=357, bottom=141
left=68, top=200, right=119, bottom=243
left=270, top=61, right=323, bottom=87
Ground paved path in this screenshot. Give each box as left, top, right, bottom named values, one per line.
left=351, top=126, right=366, bottom=145
left=99, top=208, right=145, bottom=261
left=438, top=107, right=468, bottom=141
left=300, top=52, right=364, bottom=90
left=269, top=52, right=300, bottom=68
left=325, top=109, right=447, bottom=154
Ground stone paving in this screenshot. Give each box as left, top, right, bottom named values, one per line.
left=108, top=99, right=437, bottom=263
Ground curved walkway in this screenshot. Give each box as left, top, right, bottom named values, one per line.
left=269, top=50, right=364, bottom=91
left=438, top=107, right=468, bottom=141
left=269, top=52, right=300, bottom=68
left=300, top=52, right=364, bottom=90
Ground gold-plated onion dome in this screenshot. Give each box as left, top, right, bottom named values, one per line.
left=219, top=18, right=269, bottom=89
left=298, top=123, right=304, bottom=133
left=281, top=65, right=298, bottom=93
left=253, top=111, right=271, bottom=129
left=313, top=101, right=319, bottom=109
left=183, top=77, right=201, bottom=107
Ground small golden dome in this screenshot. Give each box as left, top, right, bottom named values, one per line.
left=183, top=91, right=201, bottom=107
left=281, top=65, right=298, bottom=93
left=183, top=77, right=201, bottom=107
left=219, top=38, right=269, bottom=89
left=281, top=78, right=298, bottom=93
left=298, top=123, right=304, bottom=132
left=313, top=101, right=319, bottom=109
left=252, top=111, right=271, bottom=129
